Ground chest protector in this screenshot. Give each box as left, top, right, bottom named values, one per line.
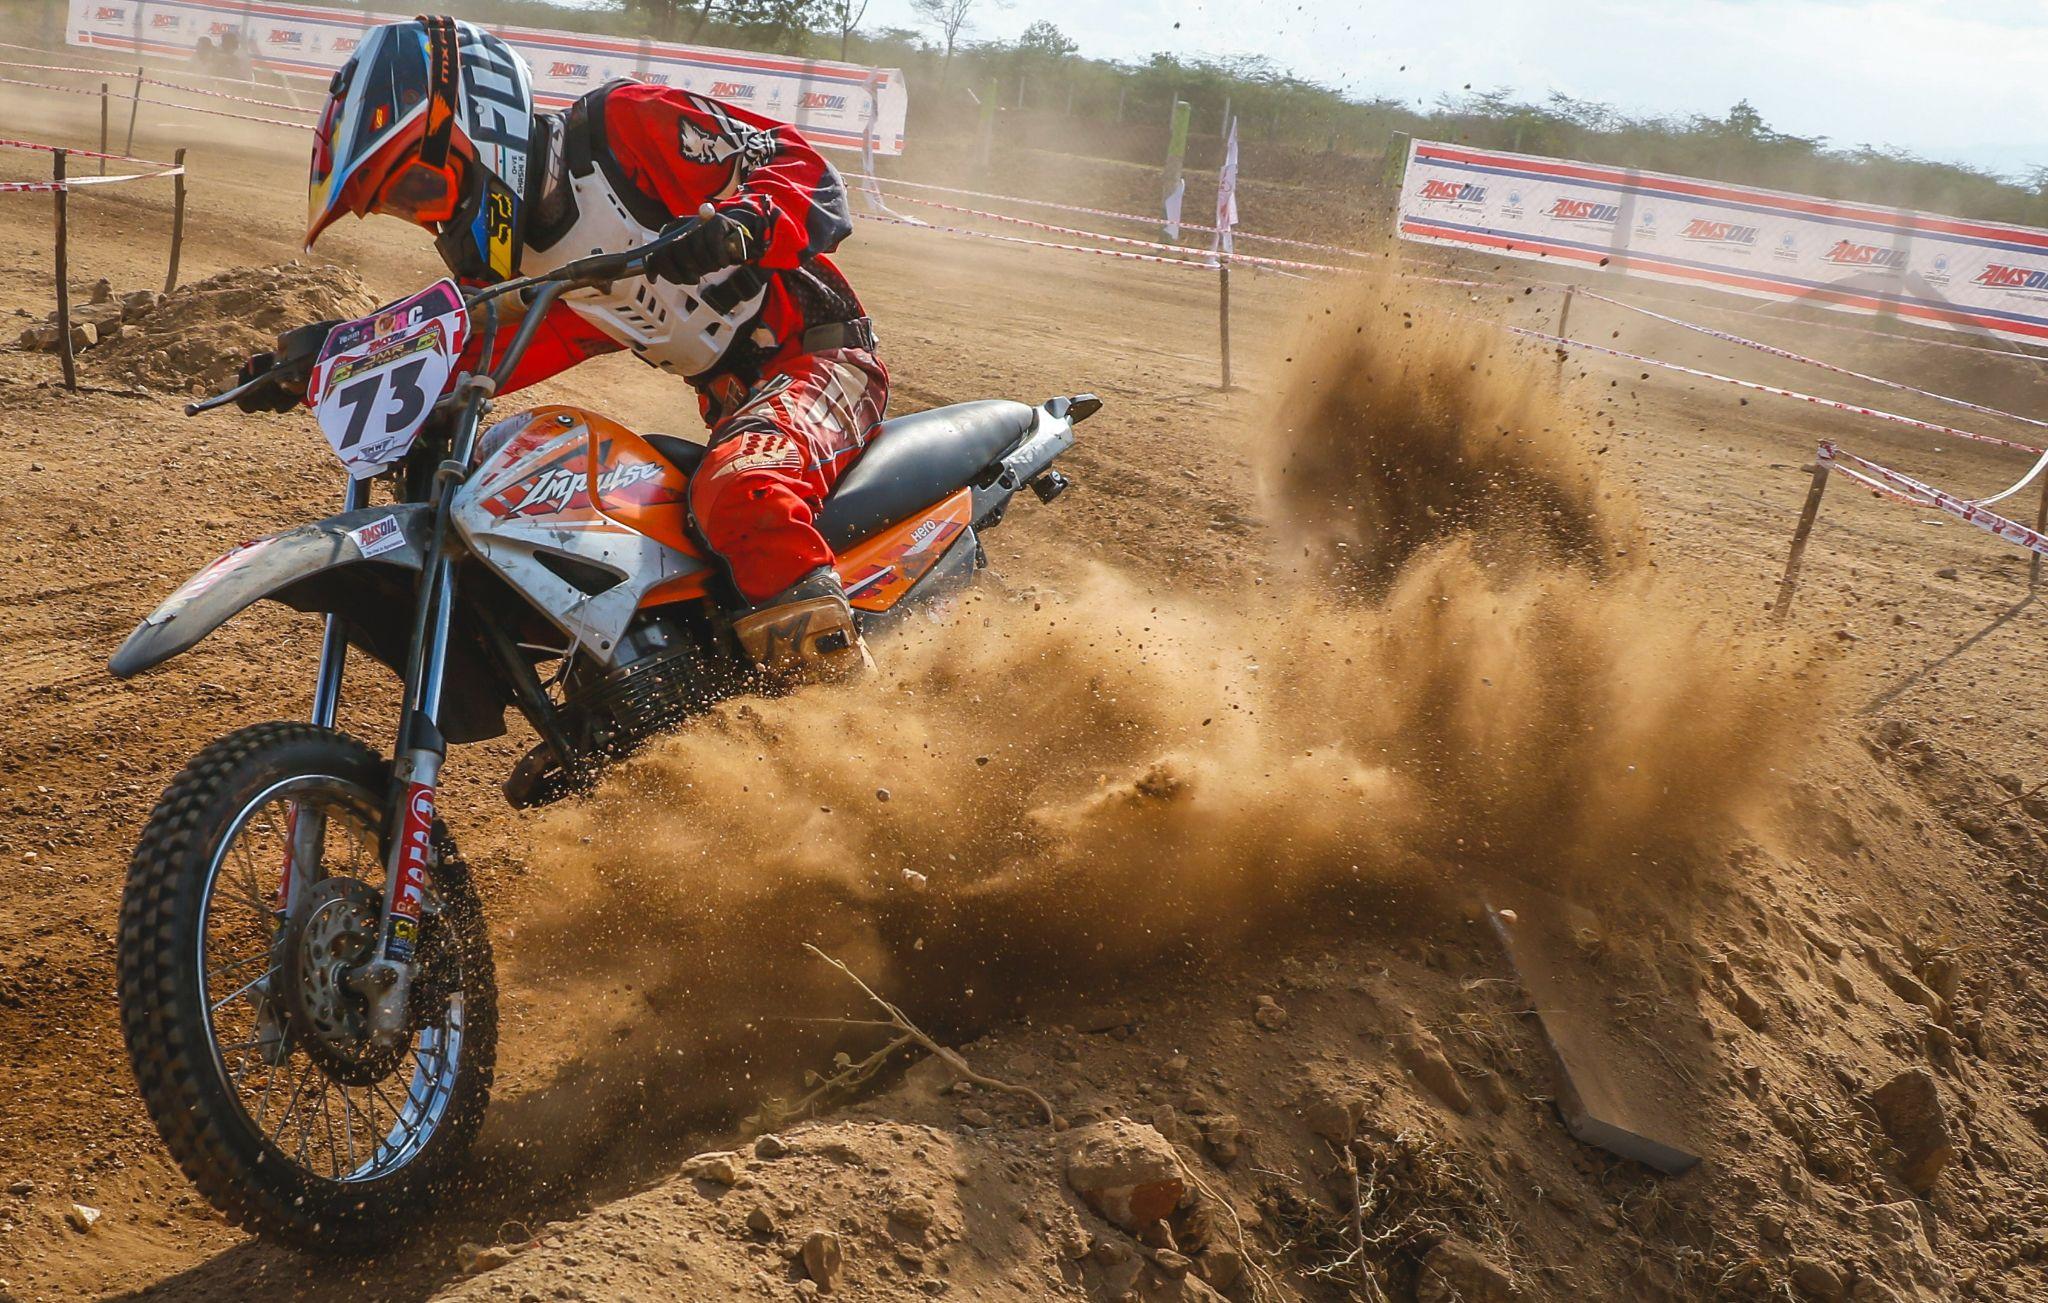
left=521, top=85, right=771, bottom=382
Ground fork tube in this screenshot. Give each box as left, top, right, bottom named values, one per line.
left=310, top=476, right=370, bottom=730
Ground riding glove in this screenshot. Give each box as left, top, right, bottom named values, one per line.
left=646, top=209, right=760, bottom=285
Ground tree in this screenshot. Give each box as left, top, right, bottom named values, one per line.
left=908, top=0, right=991, bottom=84
left=833, top=0, right=870, bottom=59
left=1016, top=19, right=1075, bottom=60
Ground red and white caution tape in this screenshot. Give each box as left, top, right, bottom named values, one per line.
left=880, top=191, right=1362, bottom=275
left=1821, top=443, right=2048, bottom=557
left=856, top=211, right=1224, bottom=272
left=0, top=71, right=307, bottom=130
left=869, top=175, right=1381, bottom=260
left=0, top=134, right=178, bottom=168
left=1499, top=321, right=2046, bottom=455
left=0, top=134, right=183, bottom=190
left=1576, top=288, right=2048, bottom=433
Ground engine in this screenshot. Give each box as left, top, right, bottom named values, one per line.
left=502, top=611, right=741, bottom=808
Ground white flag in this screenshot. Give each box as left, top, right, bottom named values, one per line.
left=1213, top=115, right=1239, bottom=259
left=1163, top=177, right=1186, bottom=242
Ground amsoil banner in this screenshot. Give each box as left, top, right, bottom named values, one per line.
left=1398, top=139, right=2048, bottom=344
left=65, top=0, right=908, bottom=155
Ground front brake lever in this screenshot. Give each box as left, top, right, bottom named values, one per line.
left=185, top=369, right=296, bottom=417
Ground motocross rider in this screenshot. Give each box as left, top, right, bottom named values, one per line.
left=241, top=15, right=883, bottom=681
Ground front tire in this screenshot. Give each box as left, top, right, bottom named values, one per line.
left=118, top=723, right=497, bottom=1250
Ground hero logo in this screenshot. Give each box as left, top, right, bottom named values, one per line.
left=548, top=61, right=590, bottom=78
left=1419, top=179, right=1486, bottom=204
left=1976, top=264, right=2048, bottom=291
left=93, top=5, right=123, bottom=19
left=150, top=13, right=178, bottom=27
left=267, top=28, right=302, bottom=46
left=1823, top=240, right=1906, bottom=269
left=909, top=517, right=945, bottom=546
left=1680, top=219, right=1758, bottom=246
left=709, top=81, right=756, bottom=98
left=1545, top=198, right=1619, bottom=224
left=798, top=92, right=847, bottom=111
left=333, top=35, right=358, bottom=53
left=509, top=460, right=663, bottom=516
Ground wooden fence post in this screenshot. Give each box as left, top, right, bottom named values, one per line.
left=99, top=82, right=109, bottom=175
left=1554, top=285, right=1576, bottom=381
left=1773, top=458, right=1832, bottom=619
left=1218, top=265, right=1233, bottom=391
left=2032, top=473, right=2048, bottom=590
left=164, top=147, right=188, bottom=295
left=53, top=150, right=76, bottom=393
left=124, top=64, right=144, bottom=158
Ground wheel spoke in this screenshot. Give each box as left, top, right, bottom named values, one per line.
left=209, top=964, right=279, bottom=1017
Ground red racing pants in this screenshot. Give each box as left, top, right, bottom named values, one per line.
left=688, top=347, right=890, bottom=605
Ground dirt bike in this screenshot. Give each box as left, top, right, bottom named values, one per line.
left=109, top=221, right=1093, bottom=1249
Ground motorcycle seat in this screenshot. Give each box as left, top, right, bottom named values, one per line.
left=815, top=400, right=1036, bottom=550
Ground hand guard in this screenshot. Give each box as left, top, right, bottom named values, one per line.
left=232, top=319, right=340, bottom=414
left=646, top=209, right=758, bottom=286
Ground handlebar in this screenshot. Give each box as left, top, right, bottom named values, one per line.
left=184, top=206, right=714, bottom=418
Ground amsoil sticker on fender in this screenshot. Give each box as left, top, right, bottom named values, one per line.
left=346, top=515, right=406, bottom=560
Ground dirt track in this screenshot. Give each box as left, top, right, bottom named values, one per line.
left=6, top=67, right=2048, bottom=1303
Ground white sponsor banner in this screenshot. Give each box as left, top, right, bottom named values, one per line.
left=1398, top=138, right=2048, bottom=345
left=66, top=0, right=907, bottom=155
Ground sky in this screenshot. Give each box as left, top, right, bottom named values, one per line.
left=857, top=0, right=2048, bottom=179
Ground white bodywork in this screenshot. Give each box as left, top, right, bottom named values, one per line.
left=452, top=410, right=710, bottom=666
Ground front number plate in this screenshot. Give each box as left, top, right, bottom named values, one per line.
left=306, top=280, right=469, bottom=480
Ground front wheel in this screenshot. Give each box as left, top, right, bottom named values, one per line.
left=118, top=723, right=497, bottom=1250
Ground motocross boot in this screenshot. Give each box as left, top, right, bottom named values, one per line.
left=732, top=566, right=873, bottom=686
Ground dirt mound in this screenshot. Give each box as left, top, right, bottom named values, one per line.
left=92, top=262, right=377, bottom=393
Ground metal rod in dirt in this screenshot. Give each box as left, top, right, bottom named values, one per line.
left=124, top=63, right=143, bottom=157
left=98, top=82, right=108, bottom=175
left=1555, top=285, right=1575, bottom=381
left=53, top=149, right=75, bottom=393
left=1773, top=458, right=1832, bottom=619
left=164, top=146, right=187, bottom=295
left=1218, top=264, right=1233, bottom=391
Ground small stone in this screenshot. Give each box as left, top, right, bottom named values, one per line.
left=1393, top=1019, right=1473, bottom=1114
left=875, top=787, right=891, bottom=802
left=1199, top=1114, right=1243, bottom=1167
left=1936, top=567, right=1959, bottom=580
left=753, top=1133, right=789, bottom=1159
left=457, top=1242, right=515, bottom=1274
left=1062, top=1119, right=1186, bottom=1232
left=1870, top=1068, right=1953, bottom=1193
left=957, top=1106, right=995, bottom=1128
left=800, top=1230, right=844, bottom=1291
left=1303, top=1095, right=1355, bottom=1143
left=680, top=1150, right=744, bottom=1186
left=745, top=1206, right=775, bottom=1234
left=64, top=1204, right=99, bottom=1234
left=901, top=869, right=928, bottom=889
left=1415, top=1238, right=1517, bottom=1302
left=1791, top=1256, right=1845, bottom=1300
left=1252, top=995, right=1288, bottom=1031
left=4, top=1181, right=30, bottom=1198
left=1151, top=1248, right=1193, bottom=1276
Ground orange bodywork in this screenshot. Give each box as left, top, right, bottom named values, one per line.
left=835, top=490, right=973, bottom=612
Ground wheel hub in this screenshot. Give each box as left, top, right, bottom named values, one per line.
left=283, top=877, right=405, bottom=1085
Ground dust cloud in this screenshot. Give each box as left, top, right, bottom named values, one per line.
left=495, top=282, right=1817, bottom=1164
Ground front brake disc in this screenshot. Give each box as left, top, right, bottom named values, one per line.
left=282, top=877, right=407, bottom=1086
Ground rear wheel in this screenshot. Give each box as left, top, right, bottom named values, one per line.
left=118, top=723, right=496, bottom=1250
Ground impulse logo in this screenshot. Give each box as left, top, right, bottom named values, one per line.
left=1419, top=179, right=1486, bottom=203
left=1545, top=198, right=1619, bottom=224
left=1823, top=240, right=1906, bottom=269
left=1976, top=264, right=2048, bottom=291
left=1680, top=219, right=1758, bottom=246
left=548, top=61, right=590, bottom=78
left=798, top=91, right=847, bottom=110
left=709, top=81, right=756, bottom=98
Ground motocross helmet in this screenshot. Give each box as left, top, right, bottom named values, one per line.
left=306, top=15, right=535, bottom=281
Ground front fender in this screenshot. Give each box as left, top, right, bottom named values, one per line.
left=109, top=504, right=433, bottom=679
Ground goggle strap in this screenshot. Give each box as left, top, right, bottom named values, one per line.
left=417, top=14, right=460, bottom=170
